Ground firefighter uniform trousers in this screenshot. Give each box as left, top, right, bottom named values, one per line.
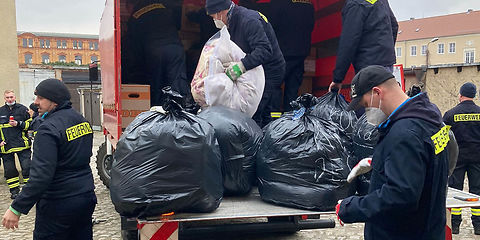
left=2, top=149, right=31, bottom=193
left=34, top=191, right=97, bottom=240
left=449, top=161, right=480, bottom=228
left=253, top=66, right=285, bottom=128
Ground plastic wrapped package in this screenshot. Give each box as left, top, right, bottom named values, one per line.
left=257, top=94, right=355, bottom=211
left=110, top=88, right=223, bottom=218
left=199, top=106, right=262, bottom=196
left=190, top=27, right=265, bottom=117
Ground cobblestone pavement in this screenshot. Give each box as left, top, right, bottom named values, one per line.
left=0, top=132, right=478, bottom=239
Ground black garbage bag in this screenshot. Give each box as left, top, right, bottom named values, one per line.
left=352, top=114, right=380, bottom=160
left=311, top=91, right=357, bottom=139
left=257, top=94, right=355, bottom=211
left=199, top=106, right=262, bottom=196
left=110, top=88, right=223, bottom=218
left=351, top=114, right=380, bottom=195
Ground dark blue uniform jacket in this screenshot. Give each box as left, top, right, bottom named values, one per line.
left=0, top=103, right=32, bottom=154
left=339, top=93, right=449, bottom=240
left=333, top=0, right=398, bottom=83
left=12, top=102, right=95, bottom=214
left=228, top=5, right=285, bottom=89
left=443, top=100, right=480, bottom=163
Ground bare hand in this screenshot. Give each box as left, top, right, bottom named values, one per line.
left=8, top=120, right=18, bottom=127
left=329, top=82, right=342, bottom=93
left=0, top=141, right=5, bottom=146
left=2, top=209, right=19, bottom=230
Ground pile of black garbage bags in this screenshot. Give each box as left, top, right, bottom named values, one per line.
left=110, top=88, right=378, bottom=218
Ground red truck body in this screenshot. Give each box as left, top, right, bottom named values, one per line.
left=99, top=0, right=354, bottom=145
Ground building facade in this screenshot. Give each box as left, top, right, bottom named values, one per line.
left=395, top=10, right=480, bottom=69
left=0, top=0, right=20, bottom=95
left=17, top=31, right=100, bottom=66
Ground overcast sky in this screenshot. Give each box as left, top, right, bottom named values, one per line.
left=15, top=0, right=480, bottom=34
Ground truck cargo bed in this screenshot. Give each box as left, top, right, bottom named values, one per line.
left=139, top=188, right=334, bottom=223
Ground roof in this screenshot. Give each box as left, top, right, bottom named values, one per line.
left=397, top=10, right=480, bottom=42
left=17, top=31, right=98, bottom=40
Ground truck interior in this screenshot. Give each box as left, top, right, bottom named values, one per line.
left=100, top=0, right=355, bottom=145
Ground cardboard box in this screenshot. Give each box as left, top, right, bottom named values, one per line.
left=121, top=84, right=150, bottom=129
left=304, top=57, right=317, bottom=77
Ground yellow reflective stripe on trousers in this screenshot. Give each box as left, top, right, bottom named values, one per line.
left=6, top=177, right=19, bottom=184
left=472, top=208, right=480, bottom=216
left=271, top=112, right=282, bottom=118
left=451, top=208, right=462, bottom=215
left=23, top=178, right=29, bottom=183
left=8, top=182, right=20, bottom=188
left=2, top=146, right=30, bottom=154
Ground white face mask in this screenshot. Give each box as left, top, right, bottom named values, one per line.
left=213, top=14, right=225, bottom=29
left=365, top=90, right=387, bottom=126
left=6, top=101, right=15, bottom=106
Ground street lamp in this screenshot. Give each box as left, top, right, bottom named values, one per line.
left=426, top=37, right=439, bottom=68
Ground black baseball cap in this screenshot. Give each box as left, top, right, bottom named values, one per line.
left=347, top=65, right=395, bottom=110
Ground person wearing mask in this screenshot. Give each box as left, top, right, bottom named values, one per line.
left=122, top=0, right=191, bottom=106
left=0, top=90, right=32, bottom=199
left=336, top=65, right=449, bottom=239
left=206, top=0, right=286, bottom=127
left=443, top=82, right=480, bottom=235
left=329, top=0, right=398, bottom=92
left=2, top=79, right=97, bottom=239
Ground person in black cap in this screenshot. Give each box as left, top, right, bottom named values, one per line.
left=335, top=65, right=449, bottom=239
left=0, top=90, right=32, bottom=199
left=205, top=0, right=286, bottom=127
left=2, top=79, right=97, bottom=240
left=444, top=82, right=480, bottom=235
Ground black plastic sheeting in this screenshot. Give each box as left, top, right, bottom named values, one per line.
left=110, top=88, right=223, bottom=218
left=199, top=106, right=262, bottom=196
left=257, top=94, right=355, bottom=211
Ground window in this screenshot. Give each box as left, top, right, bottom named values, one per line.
left=40, top=39, right=45, bottom=48
left=410, top=46, right=417, bottom=56
left=24, top=54, right=32, bottom=64
left=46, top=40, right=50, bottom=48
left=62, top=40, right=67, bottom=49
left=28, top=39, right=33, bottom=47
left=90, top=55, right=98, bottom=63
left=75, top=55, right=82, bottom=65
left=94, top=42, right=98, bottom=50
left=41, top=54, right=50, bottom=64
left=59, top=55, right=66, bottom=63
left=89, top=42, right=94, bottom=50
left=438, top=43, right=445, bottom=54
left=396, top=47, right=402, bottom=57
left=449, top=43, right=456, bottom=53
left=57, top=40, right=62, bottom=48
left=22, top=39, right=28, bottom=47
left=78, top=40, right=83, bottom=49
left=465, top=51, right=475, bottom=64
left=73, top=40, right=78, bottom=49
left=421, top=45, right=427, bottom=55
